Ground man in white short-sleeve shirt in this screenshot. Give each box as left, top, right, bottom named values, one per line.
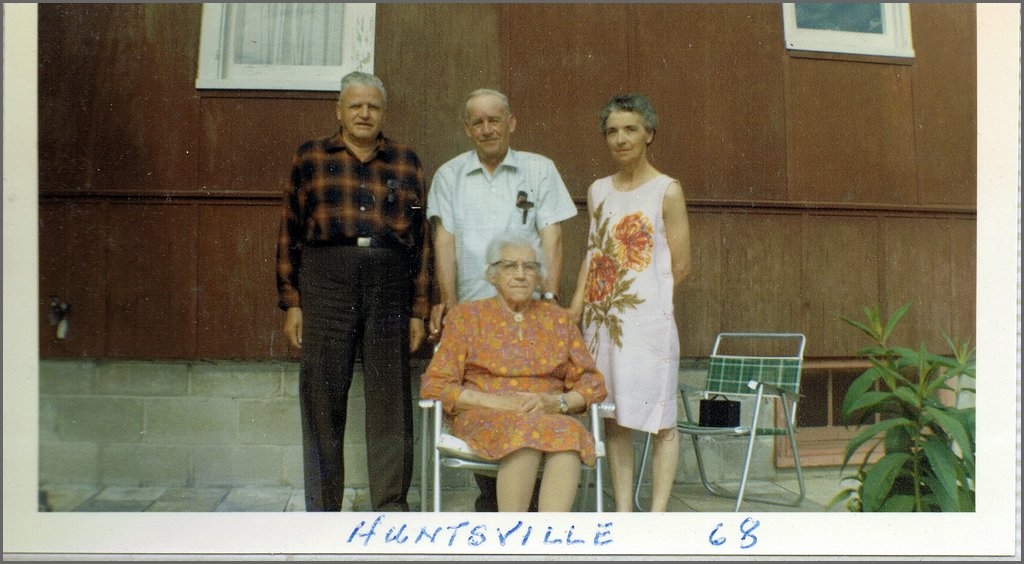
left=427, top=89, right=577, bottom=324
left=425, top=88, right=577, bottom=511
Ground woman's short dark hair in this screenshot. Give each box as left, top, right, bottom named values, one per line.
left=599, top=93, right=658, bottom=136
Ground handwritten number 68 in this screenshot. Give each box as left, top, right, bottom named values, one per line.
left=708, top=517, right=760, bottom=549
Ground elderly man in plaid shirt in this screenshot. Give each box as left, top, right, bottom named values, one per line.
left=276, top=71, right=431, bottom=512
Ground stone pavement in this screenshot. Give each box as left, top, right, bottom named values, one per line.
left=39, top=467, right=851, bottom=513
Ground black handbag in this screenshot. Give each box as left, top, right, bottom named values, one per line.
left=698, top=394, right=741, bottom=427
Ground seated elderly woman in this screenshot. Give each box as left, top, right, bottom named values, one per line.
left=420, top=232, right=608, bottom=512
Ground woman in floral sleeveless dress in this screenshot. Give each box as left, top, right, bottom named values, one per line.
left=569, top=93, right=693, bottom=512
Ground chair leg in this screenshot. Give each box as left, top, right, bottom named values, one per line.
left=432, top=404, right=442, bottom=512
left=420, top=404, right=430, bottom=512
left=634, top=433, right=652, bottom=511
left=734, top=389, right=765, bottom=512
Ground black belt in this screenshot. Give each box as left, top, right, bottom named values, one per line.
left=313, top=236, right=404, bottom=250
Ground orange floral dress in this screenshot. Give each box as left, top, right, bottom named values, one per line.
left=419, top=298, right=608, bottom=465
left=581, top=174, right=680, bottom=433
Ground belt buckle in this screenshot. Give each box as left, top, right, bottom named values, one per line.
left=356, top=237, right=372, bottom=248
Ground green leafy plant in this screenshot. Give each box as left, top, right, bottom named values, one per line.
left=828, top=303, right=976, bottom=512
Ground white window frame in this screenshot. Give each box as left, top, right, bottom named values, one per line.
left=782, top=3, right=914, bottom=58
left=196, top=3, right=376, bottom=91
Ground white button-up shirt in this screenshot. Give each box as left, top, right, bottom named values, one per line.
left=427, top=148, right=578, bottom=302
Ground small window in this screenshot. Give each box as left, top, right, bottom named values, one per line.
left=782, top=3, right=914, bottom=58
left=196, top=3, right=376, bottom=91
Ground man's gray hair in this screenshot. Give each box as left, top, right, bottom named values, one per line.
left=465, top=88, right=511, bottom=120
left=340, top=71, right=388, bottom=106
left=483, top=232, right=547, bottom=282
left=599, top=93, right=658, bottom=136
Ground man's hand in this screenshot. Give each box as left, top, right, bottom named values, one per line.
left=428, top=302, right=454, bottom=340
left=283, top=307, right=303, bottom=349
left=409, top=317, right=426, bottom=353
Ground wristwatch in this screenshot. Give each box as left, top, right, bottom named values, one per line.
left=558, top=394, right=569, bottom=414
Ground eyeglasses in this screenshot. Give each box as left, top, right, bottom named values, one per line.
left=490, top=259, right=541, bottom=275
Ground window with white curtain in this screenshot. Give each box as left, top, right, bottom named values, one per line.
left=196, top=3, right=376, bottom=91
left=782, top=3, right=914, bottom=58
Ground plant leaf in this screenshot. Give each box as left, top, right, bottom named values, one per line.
left=845, top=390, right=897, bottom=416
left=891, top=386, right=922, bottom=410
left=842, top=367, right=884, bottom=419
left=922, top=436, right=964, bottom=511
left=861, top=452, right=912, bottom=511
left=924, top=406, right=975, bottom=466
left=842, top=417, right=915, bottom=468
left=878, top=494, right=916, bottom=512
left=881, top=302, right=913, bottom=344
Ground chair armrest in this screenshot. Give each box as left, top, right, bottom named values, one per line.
left=678, top=382, right=702, bottom=394
left=748, top=380, right=789, bottom=398
left=592, top=402, right=615, bottom=418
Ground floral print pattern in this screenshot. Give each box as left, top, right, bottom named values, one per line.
left=583, top=200, right=652, bottom=354
left=419, top=298, right=608, bottom=465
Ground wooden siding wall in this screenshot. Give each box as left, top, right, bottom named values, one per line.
left=38, top=3, right=976, bottom=361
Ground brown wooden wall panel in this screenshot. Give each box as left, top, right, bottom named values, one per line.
left=558, top=210, right=590, bottom=305
left=883, top=217, right=957, bottom=352
left=675, top=212, right=723, bottom=358
left=949, top=218, right=976, bottom=344
left=198, top=97, right=337, bottom=194
left=104, top=204, right=198, bottom=358
left=719, top=213, right=804, bottom=333
left=39, top=4, right=202, bottom=193
left=38, top=6, right=107, bottom=192
left=376, top=3, right=502, bottom=183
left=196, top=205, right=291, bottom=359
left=638, top=4, right=788, bottom=202
left=36, top=4, right=977, bottom=361
left=38, top=203, right=108, bottom=357
left=800, top=215, right=882, bottom=357
left=786, top=58, right=918, bottom=205
left=502, top=3, right=636, bottom=198
left=910, top=4, right=977, bottom=208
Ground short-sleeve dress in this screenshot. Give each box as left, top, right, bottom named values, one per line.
left=580, top=174, right=680, bottom=434
left=419, top=298, right=608, bottom=465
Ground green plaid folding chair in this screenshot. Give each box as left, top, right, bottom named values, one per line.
left=636, top=332, right=807, bottom=512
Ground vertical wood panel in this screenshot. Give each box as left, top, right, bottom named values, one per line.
left=786, top=59, right=918, bottom=204
left=196, top=205, right=291, bottom=359
left=801, top=215, right=881, bottom=357
left=38, top=203, right=108, bottom=357
left=375, top=3, right=502, bottom=182
left=42, top=4, right=202, bottom=193
left=38, top=6, right=106, bottom=192
left=105, top=204, right=198, bottom=358
left=503, top=3, right=635, bottom=198
left=676, top=212, right=722, bottom=357
left=720, top=213, right=804, bottom=333
left=950, top=218, right=976, bottom=344
left=638, top=4, right=788, bottom=202
left=558, top=209, right=590, bottom=305
left=199, top=97, right=336, bottom=193
left=910, top=4, right=977, bottom=207
left=883, top=217, right=955, bottom=351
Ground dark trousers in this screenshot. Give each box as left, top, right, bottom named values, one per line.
left=298, top=245, right=414, bottom=511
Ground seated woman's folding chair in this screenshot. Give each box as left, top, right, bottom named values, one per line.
left=418, top=399, right=615, bottom=512
left=635, top=332, right=806, bottom=512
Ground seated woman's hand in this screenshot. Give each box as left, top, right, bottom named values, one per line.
left=513, top=392, right=560, bottom=414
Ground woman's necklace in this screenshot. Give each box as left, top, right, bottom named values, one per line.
left=500, top=300, right=528, bottom=341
